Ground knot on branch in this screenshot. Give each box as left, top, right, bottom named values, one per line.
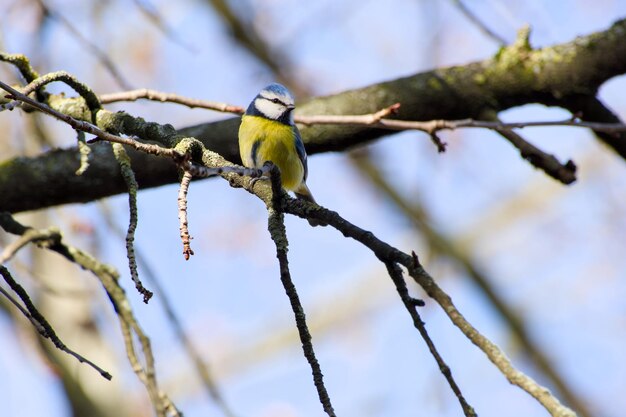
left=513, top=24, right=532, bottom=52
left=174, top=137, right=206, bottom=162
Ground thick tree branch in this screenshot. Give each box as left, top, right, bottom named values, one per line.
left=1, top=19, right=626, bottom=213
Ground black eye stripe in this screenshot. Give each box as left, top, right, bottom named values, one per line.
left=262, top=96, right=286, bottom=106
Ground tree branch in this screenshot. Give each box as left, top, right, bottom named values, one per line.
left=266, top=165, right=336, bottom=417
left=0, top=212, right=180, bottom=416
left=349, top=150, right=592, bottom=417
left=99, top=88, right=244, bottom=113
left=2, top=19, right=626, bottom=213
left=269, top=194, right=576, bottom=417
left=0, top=265, right=113, bottom=380
left=98, top=202, right=237, bottom=417
left=384, top=261, right=476, bottom=417
left=112, top=143, right=153, bottom=303
left=177, top=169, right=194, bottom=260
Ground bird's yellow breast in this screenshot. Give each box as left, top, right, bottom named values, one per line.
left=238, top=115, right=304, bottom=191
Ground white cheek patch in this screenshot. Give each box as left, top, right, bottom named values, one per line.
left=255, top=97, right=283, bottom=120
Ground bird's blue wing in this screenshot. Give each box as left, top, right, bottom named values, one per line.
left=294, top=128, right=308, bottom=181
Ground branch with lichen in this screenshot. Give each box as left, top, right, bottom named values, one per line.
left=4, top=18, right=626, bottom=211
left=265, top=164, right=336, bottom=417
left=0, top=213, right=180, bottom=417
left=267, top=190, right=577, bottom=417
left=98, top=201, right=237, bottom=417
left=0, top=61, right=588, bottom=413
left=384, top=261, right=476, bottom=417
left=349, top=149, right=592, bottom=417
left=112, top=143, right=153, bottom=303
left=1, top=26, right=623, bottom=415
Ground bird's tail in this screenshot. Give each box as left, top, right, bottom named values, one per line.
left=295, top=183, right=327, bottom=227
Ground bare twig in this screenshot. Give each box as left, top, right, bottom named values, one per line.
left=450, top=0, right=507, bottom=45
left=177, top=170, right=194, bottom=260
left=385, top=262, right=476, bottom=417
left=0, top=265, right=113, bottom=380
left=296, top=109, right=626, bottom=134
left=560, top=95, right=626, bottom=159
left=495, top=124, right=577, bottom=184
left=429, top=131, right=448, bottom=153
left=97, top=87, right=626, bottom=137
left=100, top=88, right=244, bottom=114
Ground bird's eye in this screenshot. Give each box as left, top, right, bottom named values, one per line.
left=272, top=98, right=281, bottom=104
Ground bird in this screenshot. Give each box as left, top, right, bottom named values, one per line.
left=238, top=83, right=325, bottom=227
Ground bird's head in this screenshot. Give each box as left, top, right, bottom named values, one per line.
left=247, top=83, right=296, bottom=125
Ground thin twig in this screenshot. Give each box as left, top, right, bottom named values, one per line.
left=100, top=88, right=244, bottom=114
left=34, top=0, right=132, bottom=90
left=274, top=195, right=577, bottom=417
left=0, top=80, right=182, bottom=159
left=495, top=124, right=577, bottom=184
left=112, top=143, right=153, bottom=303
left=296, top=109, right=626, bottom=134
left=384, top=262, right=476, bottom=417
left=177, top=170, right=194, bottom=260
left=350, top=150, right=591, bottom=417
left=98, top=201, right=237, bottom=417
left=266, top=165, right=336, bottom=417
left=0, top=212, right=180, bottom=416
left=0, top=227, right=61, bottom=264
left=98, top=87, right=626, bottom=136
left=0, top=265, right=113, bottom=380
left=450, top=0, right=507, bottom=45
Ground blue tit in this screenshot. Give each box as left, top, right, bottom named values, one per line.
left=239, top=83, right=325, bottom=227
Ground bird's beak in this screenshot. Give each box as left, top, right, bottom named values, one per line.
left=287, top=104, right=295, bottom=110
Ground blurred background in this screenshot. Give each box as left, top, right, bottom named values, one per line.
left=1, top=1, right=625, bottom=416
